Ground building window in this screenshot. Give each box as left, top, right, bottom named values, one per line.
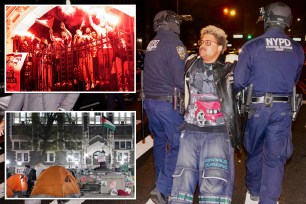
left=95, top=113, right=101, bottom=124
left=13, top=141, right=32, bottom=150
left=77, top=112, right=83, bottom=124
left=115, top=141, right=119, bottom=149
left=67, top=151, right=80, bottom=162
left=120, top=141, right=126, bottom=149
left=124, top=153, right=129, bottom=162
left=15, top=151, right=30, bottom=163
left=49, top=153, right=54, bottom=162
left=126, top=112, right=132, bottom=124
left=69, top=112, right=83, bottom=124
left=17, top=153, right=22, bottom=161
left=113, top=112, right=133, bottom=125
left=118, top=152, right=122, bottom=161
left=90, top=112, right=95, bottom=124
left=14, top=113, right=20, bottom=124
left=126, top=117, right=132, bottom=124
left=67, top=152, right=73, bottom=162
left=126, top=141, right=131, bottom=149
left=74, top=153, right=80, bottom=161
left=14, top=141, right=20, bottom=150
left=113, top=112, right=120, bottom=124
left=13, top=112, right=32, bottom=124
left=24, top=153, right=29, bottom=162
left=115, top=141, right=133, bottom=149
left=88, top=113, right=102, bottom=124
left=20, top=112, right=26, bottom=123
left=115, top=151, right=130, bottom=164
left=41, top=114, right=47, bottom=124
left=45, top=152, right=55, bottom=162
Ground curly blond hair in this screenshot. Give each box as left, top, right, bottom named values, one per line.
left=200, top=25, right=228, bottom=53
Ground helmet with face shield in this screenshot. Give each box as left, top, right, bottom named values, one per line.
left=257, top=2, right=292, bottom=31
left=153, top=10, right=183, bottom=35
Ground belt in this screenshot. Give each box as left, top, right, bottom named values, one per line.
left=145, top=95, right=173, bottom=102
left=252, top=96, right=289, bottom=103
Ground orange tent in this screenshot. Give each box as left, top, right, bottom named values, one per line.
left=6, top=186, right=14, bottom=198
left=30, top=166, right=80, bottom=198
left=6, top=174, right=28, bottom=197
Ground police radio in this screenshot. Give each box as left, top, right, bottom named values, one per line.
left=291, top=85, right=303, bottom=121
left=173, top=87, right=185, bottom=115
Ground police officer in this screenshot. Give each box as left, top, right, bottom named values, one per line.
left=143, top=10, right=187, bottom=203
left=234, top=2, right=304, bottom=204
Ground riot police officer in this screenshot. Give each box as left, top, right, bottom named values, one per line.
left=143, top=10, right=188, bottom=203
left=234, top=2, right=304, bottom=204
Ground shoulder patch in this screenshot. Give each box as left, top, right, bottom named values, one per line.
left=176, top=46, right=187, bottom=60
left=146, top=40, right=160, bottom=52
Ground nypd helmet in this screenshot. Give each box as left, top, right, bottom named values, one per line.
left=153, top=10, right=182, bottom=34
left=257, top=2, right=292, bottom=30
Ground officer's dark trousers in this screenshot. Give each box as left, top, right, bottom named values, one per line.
left=144, top=98, right=184, bottom=196
left=244, top=103, right=293, bottom=204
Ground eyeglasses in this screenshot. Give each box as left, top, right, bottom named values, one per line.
left=198, top=39, right=219, bottom=46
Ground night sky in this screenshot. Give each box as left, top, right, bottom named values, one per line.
left=136, top=0, right=306, bottom=49
left=2, top=0, right=306, bottom=50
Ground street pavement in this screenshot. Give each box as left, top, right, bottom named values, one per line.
left=104, top=102, right=306, bottom=204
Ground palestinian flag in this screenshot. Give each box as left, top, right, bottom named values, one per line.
left=102, top=116, right=116, bottom=131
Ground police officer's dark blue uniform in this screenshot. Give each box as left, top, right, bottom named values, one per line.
left=144, top=18, right=186, bottom=97
left=143, top=10, right=187, bottom=203
left=234, top=2, right=304, bottom=204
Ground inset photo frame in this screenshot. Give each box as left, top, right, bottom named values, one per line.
left=5, top=111, right=136, bottom=200
left=5, top=5, right=136, bottom=93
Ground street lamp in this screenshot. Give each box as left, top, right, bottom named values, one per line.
left=223, top=7, right=236, bottom=17
left=229, top=9, right=236, bottom=17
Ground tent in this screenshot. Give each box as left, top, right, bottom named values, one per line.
left=30, top=166, right=80, bottom=198
left=6, top=174, right=28, bottom=197
left=34, top=163, right=48, bottom=177
left=6, top=186, right=14, bottom=198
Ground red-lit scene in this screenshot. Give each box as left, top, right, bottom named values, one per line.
left=5, top=5, right=135, bottom=92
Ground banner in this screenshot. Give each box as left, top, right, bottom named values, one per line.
left=6, top=53, right=27, bottom=91
left=35, top=17, right=54, bottom=28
